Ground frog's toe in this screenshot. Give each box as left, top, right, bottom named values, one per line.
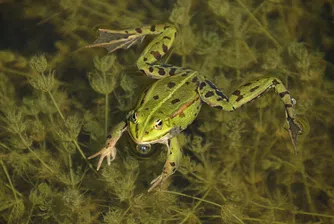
left=287, top=117, right=303, bottom=154
left=88, top=146, right=117, bottom=170
left=148, top=174, right=165, bottom=192
left=107, top=147, right=117, bottom=165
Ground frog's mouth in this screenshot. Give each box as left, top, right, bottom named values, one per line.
left=129, top=131, right=172, bottom=145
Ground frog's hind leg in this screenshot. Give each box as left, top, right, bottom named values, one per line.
left=148, top=137, right=182, bottom=192
left=86, top=25, right=173, bottom=54
left=87, top=25, right=188, bottom=79
left=197, top=76, right=302, bottom=152
left=86, top=28, right=146, bottom=53
left=135, top=25, right=190, bottom=79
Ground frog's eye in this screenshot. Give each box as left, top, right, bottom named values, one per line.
left=154, top=119, right=163, bottom=130
left=131, top=112, right=138, bottom=123
left=136, top=144, right=152, bottom=155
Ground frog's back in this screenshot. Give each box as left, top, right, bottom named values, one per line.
left=136, top=73, right=199, bottom=112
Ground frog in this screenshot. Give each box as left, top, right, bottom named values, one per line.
left=86, top=24, right=302, bottom=192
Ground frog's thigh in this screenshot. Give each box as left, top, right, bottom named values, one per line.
left=197, top=78, right=235, bottom=111
left=137, top=25, right=178, bottom=79
left=162, top=137, right=182, bottom=179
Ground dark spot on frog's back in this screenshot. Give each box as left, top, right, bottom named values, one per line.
left=171, top=99, right=180, bottom=104
left=170, top=162, right=175, bottom=166
left=205, top=91, right=214, bottom=98
left=162, top=44, right=168, bottom=53
left=158, top=68, right=166, bottom=76
left=169, top=68, right=177, bottom=76
left=236, top=95, right=243, bottom=102
left=135, top=28, right=142, bottom=33
left=272, top=79, right=280, bottom=85
left=215, top=90, right=227, bottom=99
left=199, top=82, right=206, bottom=90
left=150, top=25, right=156, bottom=32
left=232, top=89, right=241, bottom=96
left=279, top=91, right=289, bottom=98
left=151, top=51, right=161, bottom=60
left=192, top=77, right=198, bottom=83
left=205, top=80, right=217, bottom=89
left=167, top=82, right=176, bottom=88
left=250, top=86, right=259, bottom=92
left=153, top=95, right=159, bottom=100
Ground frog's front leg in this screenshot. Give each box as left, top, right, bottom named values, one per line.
left=88, top=121, right=127, bottom=170
left=148, top=137, right=182, bottom=192
left=197, top=76, right=302, bottom=152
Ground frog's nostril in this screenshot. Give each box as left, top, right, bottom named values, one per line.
left=145, top=131, right=149, bottom=135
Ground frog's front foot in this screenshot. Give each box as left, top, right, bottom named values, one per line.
left=148, top=174, right=167, bottom=192
left=89, top=121, right=127, bottom=170
left=287, top=117, right=302, bottom=154
left=88, top=145, right=117, bottom=170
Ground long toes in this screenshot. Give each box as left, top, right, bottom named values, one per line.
left=148, top=175, right=163, bottom=192
left=88, top=151, right=101, bottom=160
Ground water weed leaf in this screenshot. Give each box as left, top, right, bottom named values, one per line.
left=29, top=55, right=47, bottom=74
left=0, top=1, right=333, bottom=223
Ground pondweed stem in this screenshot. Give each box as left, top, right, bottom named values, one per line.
left=47, top=89, right=96, bottom=173
left=0, top=67, right=33, bottom=78
left=69, top=154, right=75, bottom=187
left=104, top=71, right=109, bottom=137
left=18, top=133, right=55, bottom=175
left=1, top=160, right=19, bottom=201
left=47, top=91, right=65, bottom=121
left=251, top=201, right=334, bottom=219
left=235, top=0, right=281, bottom=48
left=163, top=190, right=245, bottom=224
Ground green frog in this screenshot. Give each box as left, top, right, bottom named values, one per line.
left=87, top=25, right=301, bottom=192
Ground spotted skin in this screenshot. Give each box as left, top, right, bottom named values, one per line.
left=87, top=24, right=302, bottom=192
left=198, top=77, right=301, bottom=152
left=87, top=24, right=192, bottom=79
left=148, top=137, right=181, bottom=192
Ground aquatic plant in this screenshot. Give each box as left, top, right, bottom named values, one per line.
left=0, top=0, right=333, bottom=223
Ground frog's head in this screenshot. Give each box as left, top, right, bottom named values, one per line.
left=127, top=110, right=172, bottom=144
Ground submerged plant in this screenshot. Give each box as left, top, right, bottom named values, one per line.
left=0, top=0, right=333, bottom=223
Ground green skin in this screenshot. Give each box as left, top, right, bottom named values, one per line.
left=87, top=25, right=302, bottom=192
